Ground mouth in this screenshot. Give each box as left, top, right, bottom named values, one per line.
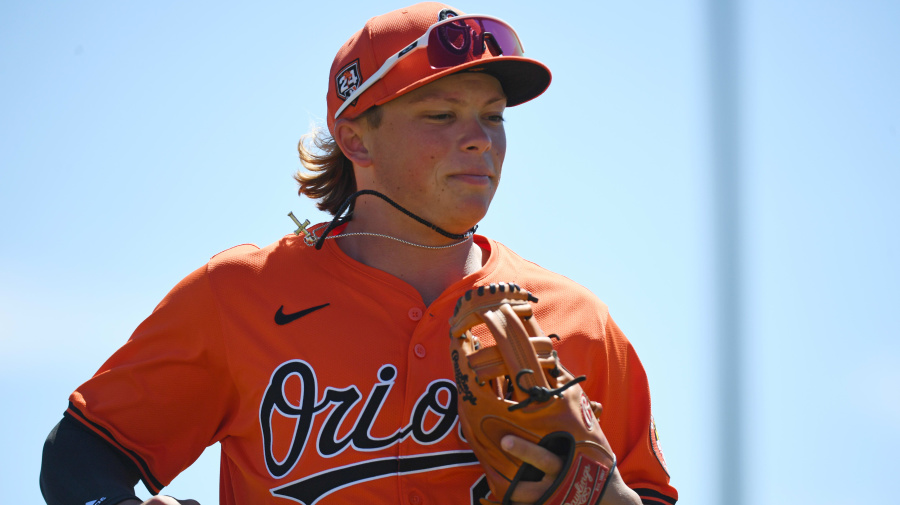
left=449, top=172, right=494, bottom=186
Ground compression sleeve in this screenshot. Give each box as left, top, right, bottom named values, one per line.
left=40, top=416, right=142, bottom=505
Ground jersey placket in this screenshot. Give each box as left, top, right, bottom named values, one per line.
left=400, top=300, right=456, bottom=504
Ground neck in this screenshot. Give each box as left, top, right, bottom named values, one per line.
left=314, top=190, right=475, bottom=250
left=337, top=219, right=486, bottom=305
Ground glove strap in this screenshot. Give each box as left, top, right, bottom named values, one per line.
left=508, top=372, right=587, bottom=412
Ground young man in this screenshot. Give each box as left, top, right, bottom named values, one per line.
left=40, top=3, right=677, bottom=505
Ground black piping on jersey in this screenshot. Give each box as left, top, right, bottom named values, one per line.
left=65, top=402, right=165, bottom=494
left=634, top=487, right=678, bottom=504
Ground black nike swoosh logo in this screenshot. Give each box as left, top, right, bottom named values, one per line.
left=274, top=303, right=330, bottom=325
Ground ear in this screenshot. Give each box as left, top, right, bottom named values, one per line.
left=333, top=117, right=373, bottom=168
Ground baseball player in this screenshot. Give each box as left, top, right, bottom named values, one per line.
left=40, top=3, right=677, bottom=505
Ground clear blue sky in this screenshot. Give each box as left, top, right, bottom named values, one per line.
left=2, top=1, right=898, bottom=504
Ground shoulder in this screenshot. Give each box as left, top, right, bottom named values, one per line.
left=149, top=235, right=315, bottom=317
left=206, top=234, right=310, bottom=276
left=487, top=238, right=610, bottom=329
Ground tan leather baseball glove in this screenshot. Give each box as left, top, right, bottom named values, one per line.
left=449, top=282, right=616, bottom=505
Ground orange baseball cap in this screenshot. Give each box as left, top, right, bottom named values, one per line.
left=326, top=2, right=551, bottom=134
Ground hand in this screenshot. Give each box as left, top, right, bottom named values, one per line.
left=499, top=434, right=642, bottom=505
left=499, top=434, right=562, bottom=505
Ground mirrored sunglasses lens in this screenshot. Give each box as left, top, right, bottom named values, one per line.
left=480, top=19, right=524, bottom=56
left=426, top=18, right=523, bottom=68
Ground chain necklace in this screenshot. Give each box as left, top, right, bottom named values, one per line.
left=306, top=224, right=472, bottom=250
left=288, top=190, right=477, bottom=251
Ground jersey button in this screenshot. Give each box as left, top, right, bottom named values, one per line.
left=408, top=307, right=423, bottom=321
left=408, top=490, right=423, bottom=505
left=414, top=344, right=426, bottom=358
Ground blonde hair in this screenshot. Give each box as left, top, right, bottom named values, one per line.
left=294, top=107, right=382, bottom=216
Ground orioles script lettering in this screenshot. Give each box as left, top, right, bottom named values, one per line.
left=259, top=359, right=462, bottom=478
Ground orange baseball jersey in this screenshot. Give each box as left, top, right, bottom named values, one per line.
left=66, top=231, right=677, bottom=505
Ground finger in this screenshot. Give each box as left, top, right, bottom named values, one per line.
left=590, top=400, right=603, bottom=418
left=501, top=435, right=563, bottom=476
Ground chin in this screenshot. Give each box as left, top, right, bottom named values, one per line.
left=444, top=203, right=490, bottom=233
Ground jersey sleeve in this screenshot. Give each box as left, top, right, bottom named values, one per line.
left=593, top=314, right=678, bottom=505
left=66, top=262, right=240, bottom=494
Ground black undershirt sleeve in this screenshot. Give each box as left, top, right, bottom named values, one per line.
left=40, top=416, right=143, bottom=505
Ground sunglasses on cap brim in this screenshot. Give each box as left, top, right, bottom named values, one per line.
left=334, top=14, right=526, bottom=120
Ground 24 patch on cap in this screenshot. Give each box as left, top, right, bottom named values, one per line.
left=335, top=59, right=363, bottom=102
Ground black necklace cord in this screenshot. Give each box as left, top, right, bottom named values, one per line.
left=314, top=189, right=478, bottom=250
left=313, top=190, right=359, bottom=250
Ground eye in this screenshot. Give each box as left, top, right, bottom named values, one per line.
left=426, top=113, right=454, bottom=121
left=486, top=114, right=505, bottom=124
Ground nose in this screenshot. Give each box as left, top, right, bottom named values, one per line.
left=461, top=117, right=493, bottom=154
